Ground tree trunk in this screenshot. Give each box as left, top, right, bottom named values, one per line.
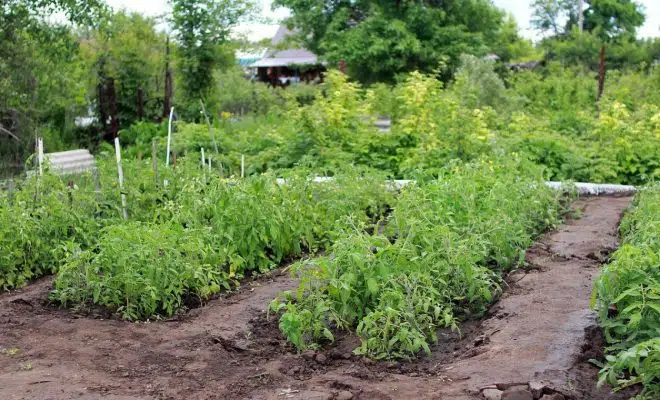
left=106, top=77, right=119, bottom=141
left=137, top=87, right=145, bottom=120
left=597, top=45, right=606, bottom=102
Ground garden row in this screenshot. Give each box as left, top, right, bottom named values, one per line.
left=270, top=156, right=564, bottom=359
left=0, top=158, right=392, bottom=320
left=592, top=184, right=660, bottom=398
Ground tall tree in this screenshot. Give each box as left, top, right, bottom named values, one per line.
left=170, top=0, right=254, bottom=113
left=531, top=0, right=645, bottom=40
left=0, top=0, right=105, bottom=174
left=79, top=11, right=168, bottom=130
left=274, top=0, right=521, bottom=83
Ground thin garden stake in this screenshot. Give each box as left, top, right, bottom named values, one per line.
left=114, top=137, right=128, bottom=220
left=165, top=106, right=174, bottom=168
left=597, top=46, right=606, bottom=103
left=201, top=147, right=206, bottom=181
left=208, top=156, right=212, bottom=172
left=7, top=179, right=14, bottom=206
left=200, top=99, right=219, bottom=154
left=241, top=154, right=245, bottom=178
left=152, top=139, right=159, bottom=185
left=38, top=137, right=44, bottom=176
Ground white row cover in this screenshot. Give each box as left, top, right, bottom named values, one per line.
left=275, top=177, right=637, bottom=195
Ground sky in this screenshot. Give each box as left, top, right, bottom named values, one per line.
left=106, top=0, right=660, bottom=41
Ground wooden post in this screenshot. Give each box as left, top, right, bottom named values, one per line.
left=163, top=36, right=172, bottom=120
left=201, top=148, right=206, bottom=181
left=107, top=77, right=119, bottom=141
left=597, top=46, right=606, bottom=102
left=166, top=106, right=174, bottom=167
left=152, top=139, right=159, bottom=186
left=7, top=179, right=14, bottom=206
left=241, top=154, right=245, bottom=178
left=114, top=137, right=128, bottom=220
left=200, top=99, right=219, bottom=154
left=208, top=156, right=212, bottom=172
left=339, top=60, right=347, bottom=74
left=67, top=180, right=74, bottom=206
left=92, top=168, right=101, bottom=203
left=172, top=152, right=177, bottom=168
left=137, top=151, right=143, bottom=161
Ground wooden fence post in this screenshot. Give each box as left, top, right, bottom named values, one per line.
left=597, top=45, right=606, bottom=103
left=7, top=179, right=14, bottom=206
left=152, top=139, right=159, bottom=186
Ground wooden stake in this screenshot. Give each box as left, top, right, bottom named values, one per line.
left=208, top=156, right=212, bottom=172
left=67, top=180, right=74, bottom=206
left=114, top=137, right=128, bottom=220
left=241, top=154, right=245, bottom=178
left=597, top=45, right=606, bottom=103
left=201, top=147, right=206, bottom=166
left=152, top=139, right=159, bottom=185
left=172, top=152, right=177, bottom=168
left=200, top=99, right=219, bottom=154
left=7, top=179, right=14, bottom=206
left=166, top=106, right=174, bottom=167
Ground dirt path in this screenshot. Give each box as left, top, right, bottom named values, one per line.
left=0, top=196, right=631, bottom=400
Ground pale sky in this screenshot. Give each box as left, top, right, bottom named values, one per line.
left=106, top=0, right=660, bottom=40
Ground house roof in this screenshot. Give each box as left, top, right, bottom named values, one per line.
left=249, top=25, right=321, bottom=68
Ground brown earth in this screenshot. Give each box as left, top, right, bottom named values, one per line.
left=0, top=196, right=633, bottom=400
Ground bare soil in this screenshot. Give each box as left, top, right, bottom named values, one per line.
left=0, top=196, right=632, bottom=400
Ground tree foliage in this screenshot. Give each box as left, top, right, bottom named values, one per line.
left=273, top=0, right=528, bottom=83
left=170, top=0, right=255, bottom=115
left=79, top=11, right=168, bottom=130
left=531, top=0, right=645, bottom=41
left=0, top=0, right=105, bottom=175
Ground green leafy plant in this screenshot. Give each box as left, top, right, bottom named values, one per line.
left=592, top=184, right=660, bottom=397
left=271, top=156, right=562, bottom=358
